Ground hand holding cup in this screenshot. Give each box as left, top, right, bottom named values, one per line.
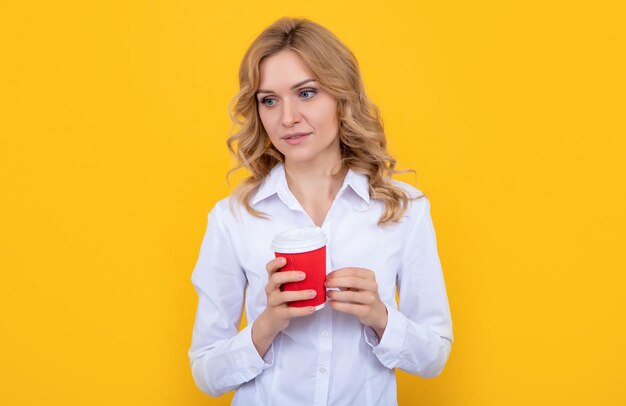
left=261, top=256, right=318, bottom=333
left=252, top=227, right=327, bottom=357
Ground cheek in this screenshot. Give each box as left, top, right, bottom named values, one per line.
left=258, top=110, right=275, bottom=135
left=312, top=100, right=338, bottom=129
left=315, top=109, right=338, bottom=131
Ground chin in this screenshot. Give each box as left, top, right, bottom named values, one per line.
left=283, top=154, right=314, bottom=165
left=277, top=147, right=311, bottom=160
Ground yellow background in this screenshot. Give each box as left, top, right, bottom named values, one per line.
left=1, top=1, right=625, bottom=405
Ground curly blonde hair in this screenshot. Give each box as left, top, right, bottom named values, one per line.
left=226, top=17, right=423, bottom=225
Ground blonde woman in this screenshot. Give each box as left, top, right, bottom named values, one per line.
left=188, top=17, right=453, bottom=405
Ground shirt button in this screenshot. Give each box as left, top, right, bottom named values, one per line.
left=319, top=367, right=327, bottom=374
left=321, top=330, right=329, bottom=338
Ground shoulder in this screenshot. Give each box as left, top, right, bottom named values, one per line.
left=207, top=195, right=242, bottom=227
left=389, top=179, right=431, bottom=221
left=390, top=179, right=425, bottom=199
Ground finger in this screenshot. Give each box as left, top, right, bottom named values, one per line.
left=266, top=257, right=287, bottom=276
left=328, top=300, right=367, bottom=318
left=325, top=276, right=377, bottom=292
left=266, top=269, right=303, bottom=297
left=327, top=289, right=376, bottom=305
left=328, top=267, right=374, bottom=280
left=269, top=289, right=316, bottom=306
left=286, top=306, right=317, bottom=318
left=269, top=270, right=306, bottom=290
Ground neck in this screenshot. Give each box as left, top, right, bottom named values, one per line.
left=283, top=158, right=348, bottom=202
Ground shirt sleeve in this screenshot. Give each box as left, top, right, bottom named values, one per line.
left=188, top=200, right=274, bottom=397
left=364, top=196, right=454, bottom=378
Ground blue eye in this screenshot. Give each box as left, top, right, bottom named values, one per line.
left=261, top=98, right=276, bottom=107
left=300, top=89, right=317, bottom=99
left=259, top=88, right=317, bottom=107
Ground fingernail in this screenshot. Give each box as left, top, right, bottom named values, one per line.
left=278, top=257, right=286, bottom=264
left=308, top=290, right=317, bottom=297
left=298, top=272, right=306, bottom=280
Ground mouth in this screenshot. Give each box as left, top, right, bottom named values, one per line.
left=282, top=132, right=312, bottom=140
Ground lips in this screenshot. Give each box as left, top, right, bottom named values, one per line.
left=282, top=132, right=311, bottom=145
left=282, top=132, right=311, bottom=140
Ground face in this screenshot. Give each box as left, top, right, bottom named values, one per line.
left=256, top=49, right=341, bottom=167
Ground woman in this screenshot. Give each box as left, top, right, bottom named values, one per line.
left=188, top=17, right=453, bottom=405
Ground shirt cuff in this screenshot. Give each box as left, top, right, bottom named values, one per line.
left=216, top=323, right=274, bottom=387
left=363, top=303, right=407, bottom=369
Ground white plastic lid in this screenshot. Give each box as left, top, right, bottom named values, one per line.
left=271, top=226, right=327, bottom=253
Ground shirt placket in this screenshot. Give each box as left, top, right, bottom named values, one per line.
left=279, top=180, right=346, bottom=406
left=313, top=219, right=333, bottom=406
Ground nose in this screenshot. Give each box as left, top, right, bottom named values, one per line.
left=281, top=99, right=301, bottom=127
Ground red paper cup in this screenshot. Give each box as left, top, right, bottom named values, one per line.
left=271, top=227, right=327, bottom=310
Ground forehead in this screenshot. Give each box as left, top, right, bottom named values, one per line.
left=258, top=50, right=314, bottom=88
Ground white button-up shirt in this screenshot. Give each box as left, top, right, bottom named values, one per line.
left=188, top=163, right=453, bottom=405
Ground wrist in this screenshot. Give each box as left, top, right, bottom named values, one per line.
left=255, top=312, right=280, bottom=341
left=252, top=312, right=278, bottom=358
left=254, top=312, right=271, bottom=338
left=372, top=303, right=388, bottom=339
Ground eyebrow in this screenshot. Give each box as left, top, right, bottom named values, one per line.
left=256, top=79, right=317, bottom=95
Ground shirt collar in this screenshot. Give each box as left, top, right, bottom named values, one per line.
left=251, top=163, right=371, bottom=206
